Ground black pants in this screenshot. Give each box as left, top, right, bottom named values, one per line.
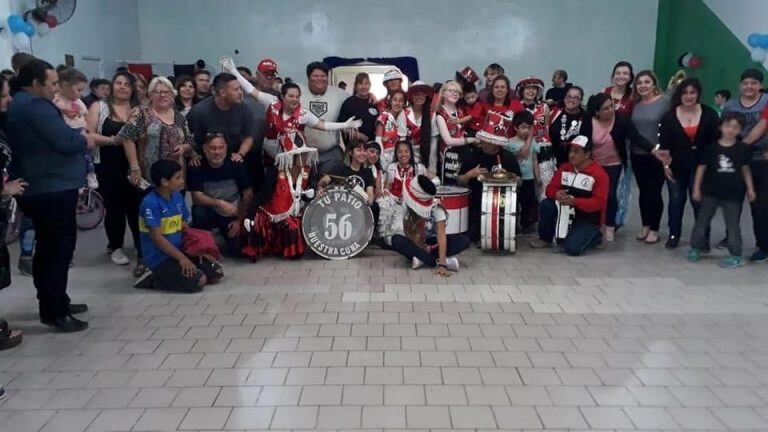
left=391, top=233, right=470, bottom=267
left=518, top=179, right=538, bottom=228
left=751, top=160, right=768, bottom=252
left=191, top=205, right=241, bottom=256
left=692, top=196, right=743, bottom=256
left=96, top=162, right=141, bottom=254
left=631, top=154, right=665, bottom=231
left=17, top=190, right=78, bottom=320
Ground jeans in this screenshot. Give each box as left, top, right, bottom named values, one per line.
left=538, top=198, right=603, bottom=256
left=391, top=233, right=470, bottom=267
left=191, top=205, right=241, bottom=256
left=631, top=154, right=665, bottom=231
left=17, top=190, right=78, bottom=320
left=602, top=164, right=622, bottom=228
left=750, top=160, right=768, bottom=252
left=667, top=168, right=706, bottom=241
left=691, top=196, right=743, bottom=256
left=19, top=216, right=34, bottom=257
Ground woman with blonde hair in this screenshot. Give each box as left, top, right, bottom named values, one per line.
left=434, top=80, right=479, bottom=181
left=630, top=69, right=671, bottom=244
left=117, top=76, right=199, bottom=277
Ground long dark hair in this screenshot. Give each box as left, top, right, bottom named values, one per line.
left=174, top=75, right=199, bottom=110
left=490, top=75, right=512, bottom=106
left=671, top=78, right=702, bottom=107
left=414, top=94, right=433, bottom=165
left=10, top=58, right=53, bottom=96
left=395, top=140, right=417, bottom=170
left=107, top=71, right=140, bottom=119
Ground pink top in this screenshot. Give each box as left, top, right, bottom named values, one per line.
left=54, top=94, right=88, bottom=130
left=591, top=118, right=621, bottom=166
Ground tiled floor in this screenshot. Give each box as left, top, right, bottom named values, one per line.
left=2, top=206, right=768, bottom=431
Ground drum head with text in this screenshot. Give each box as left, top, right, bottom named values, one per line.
left=302, top=187, right=374, bottom=260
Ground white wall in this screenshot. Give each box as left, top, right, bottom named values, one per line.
left=703, top=0, right=766, bottom=51
left=137, top=0, right=658, bottom=95
left=31, top=0, right=141, bottom=77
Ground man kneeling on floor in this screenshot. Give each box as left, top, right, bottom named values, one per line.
left=530, top=135, right=608, bottom=256
left=188, top=134, right=253, bottom=256
left=135, top=160, right=223, bottom=292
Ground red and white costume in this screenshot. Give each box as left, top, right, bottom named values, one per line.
left=377, top=161, right=428, bottom=244
left=257, top=92, right=319, bottom=162
left=243, top=98, right=318, bottom=260
left=376, top=108, right=412, bottom=168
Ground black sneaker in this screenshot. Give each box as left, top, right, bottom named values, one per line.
left=0, top=385, right=6, bottom=401
left=133, top=270, right=155, bottom=289
left=665, top=235, right=679, bottom=249
left=133, top=262, right=149, bottom=278
left=700, top=244, right=711, bottom=254
left=17, top=256, right=33, bottom=277
left=40, top=315, right=88, bottom=333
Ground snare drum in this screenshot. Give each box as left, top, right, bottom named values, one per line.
left=480, top=180, right=518, bottom=252
left=436, top=185, right=470, bottom=235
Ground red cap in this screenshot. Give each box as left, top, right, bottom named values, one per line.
left=257, top=58, right=278, bottom=74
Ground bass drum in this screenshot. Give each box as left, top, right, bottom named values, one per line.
left=302, top=186, right=374, bottom=260
left=435, top=185, right=470, bottom=235
left=480, top=180, right=518, bottom=252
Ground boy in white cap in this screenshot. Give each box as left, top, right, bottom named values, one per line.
left=530, top=135, right=609, bottom=256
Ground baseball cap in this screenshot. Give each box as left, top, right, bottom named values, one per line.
left=257, top=58, right=278, bottom=74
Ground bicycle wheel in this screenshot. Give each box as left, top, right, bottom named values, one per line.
left=76, top=189, right=106, bottom=230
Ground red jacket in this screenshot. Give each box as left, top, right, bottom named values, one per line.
left=546, top=160, right=609, bottom=226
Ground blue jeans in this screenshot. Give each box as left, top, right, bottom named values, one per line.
left=538, top=199, right=603, bottom=256
left=667, top=169, right=706, bottom=241
left=19, top=216, right=34, bottom=257
left=602, top=165, right=622, bottom=228
left=191, top=205, right=241, bottom=256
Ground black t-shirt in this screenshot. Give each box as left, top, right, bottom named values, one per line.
left=187, top=97, right=255, bottom=154
left=545, top=84, right=571, bottom=107
left=187, top=158, right=252, bottom=205
left=329, top=164, right=375, bottom=191
left=701, top=141, right=751, bottom=202
left=441, top=145, right=477, bottom=185
left=475, top=147, right=522, bottom=177
left=338, top=95, right=379, bottom=140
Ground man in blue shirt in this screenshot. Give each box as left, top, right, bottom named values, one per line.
left=7, top=59, right=95, bottom=332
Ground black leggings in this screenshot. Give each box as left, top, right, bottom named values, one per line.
left=95, top=161, right=142, bottom=256
left=631, top=154, right=665, bottom=231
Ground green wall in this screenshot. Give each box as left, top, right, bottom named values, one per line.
left=655, top=0, right=767, bottom=102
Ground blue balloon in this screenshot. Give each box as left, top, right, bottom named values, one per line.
left=22, top=20, right=35, bottom=37
left=7, top=15, right=25, bottom=34
left=759, top=34, right=768, bottom=48
left=748, top=33, right=761, bottom=47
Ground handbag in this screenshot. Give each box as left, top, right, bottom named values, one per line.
left=182, top=227, right=222, bottom=261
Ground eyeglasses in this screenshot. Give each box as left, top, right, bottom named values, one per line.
left=565, top=95, right=582, bottom=101
left=153, top=90, right=173, bottom=96
left=445, top=89, right=461, bottom=95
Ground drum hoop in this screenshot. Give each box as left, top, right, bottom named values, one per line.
left=301, top=188, right=374, bottom=260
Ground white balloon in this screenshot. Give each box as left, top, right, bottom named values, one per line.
left=36, top=22, right=50, bottom=36
left=751, top=48, right=767, bottom=63
left=12, top=33, right=31, bottom=53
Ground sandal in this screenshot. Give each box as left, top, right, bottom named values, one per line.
left=645, top=231, right=660, bottom=244
left=0, top=320, right=23, bottom=351
left=636, top=227, right=650, bottom=241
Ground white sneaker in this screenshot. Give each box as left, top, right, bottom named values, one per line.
left=110, top=248, right=130, bottom=266
left=412, top=257, right=425, bottom=269
left=446, top=256, right=459, bottom=272
left=86, top=172, right=99, bottom=189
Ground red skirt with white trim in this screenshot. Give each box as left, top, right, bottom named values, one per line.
left=242, top=210, right=306, bottom=260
